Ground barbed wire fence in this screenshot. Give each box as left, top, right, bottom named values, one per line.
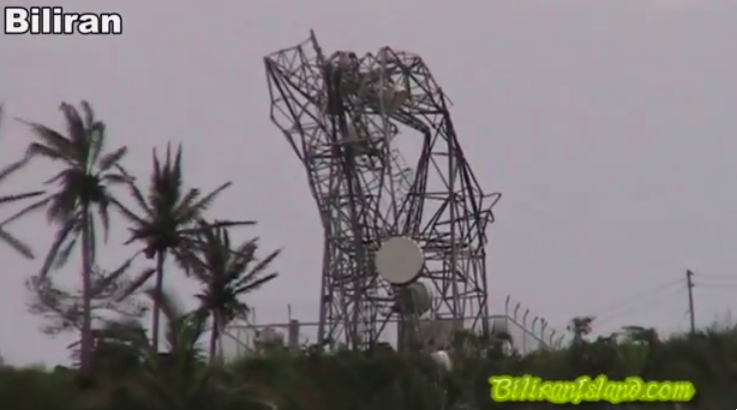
left=502, top=296, right=567, bottom=353
left=219, top=295, right=567, bottom=360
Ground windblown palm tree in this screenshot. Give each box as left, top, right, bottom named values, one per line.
left=0, top=105, right=45, bottom=258
left=13, top=101, right=130, bottom=371
left=95, top=288, right=276, bottom=410
left=177, top=220, right=280, bottom=362
left=112, top=143, right=252, bottom=352
left=100, top=288, right=206, bottom=372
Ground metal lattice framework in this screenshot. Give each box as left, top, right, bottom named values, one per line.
left=264, top=31, right=501, bottom=350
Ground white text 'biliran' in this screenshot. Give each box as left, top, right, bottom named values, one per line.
left=4, top=7, right=122, bottom=35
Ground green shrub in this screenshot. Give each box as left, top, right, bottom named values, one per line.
left=3, top=327, right=737, bottom=409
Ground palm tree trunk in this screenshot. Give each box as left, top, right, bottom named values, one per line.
left=151, top=251, right=166, bottom=352
left=80, top=207, right=93, bottom=372
left=209, top=313, right=219, bottom=364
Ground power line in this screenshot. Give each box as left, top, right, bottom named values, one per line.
left=595, top=283, right=686, bottom=328
left=588, top=277, right=684, bottom=319
left=549, top=270, right=734, bottom=335
left=687, top=269, right=737, bottom=332
left=691, top=272, right=737, bottom=279
left=694, top=283, right=737, bottom=288
left=549, top=278, right=685, bottom=330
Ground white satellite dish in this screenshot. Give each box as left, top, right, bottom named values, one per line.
left=395, top=281, right=432, bottom=315
left=375, top=236, right=424, bottom=285
left=490, top=317, right=512, bottom=341
left=430, top=350, right=452, bottom=371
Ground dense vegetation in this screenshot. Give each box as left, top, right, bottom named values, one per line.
left=0, top=102, right=733, bottom=409
left=2, top=322, right=737, bottom=409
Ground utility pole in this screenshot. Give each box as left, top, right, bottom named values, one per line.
left=686, top=270, right=696, bottom=334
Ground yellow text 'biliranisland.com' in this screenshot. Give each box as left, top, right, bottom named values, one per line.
left=489, top=375, right=695, bottom=404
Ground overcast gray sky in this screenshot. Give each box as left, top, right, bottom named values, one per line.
left=1, top=0, right=737, bottom=365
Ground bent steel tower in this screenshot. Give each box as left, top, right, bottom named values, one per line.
left=264, top=31, right=500, bottom=350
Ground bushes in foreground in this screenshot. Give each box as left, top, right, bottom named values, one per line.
left=2, top=324, right=737, bottom=410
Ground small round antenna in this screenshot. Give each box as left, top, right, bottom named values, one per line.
left=375, top=236, right=424, bottom=285
left=395, top=281, right=432, bottom=315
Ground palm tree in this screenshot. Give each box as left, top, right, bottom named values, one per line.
left=177, top=219, right=280, bottom=362
left=112, top=143, right=252, bottom=352
left=0, top=104, right=45, bottom=259
left=101, top=288, right=207, bottom=372
left=13, top=101, right=130, bottom=372
left=95, top=288, right=277, bottom=410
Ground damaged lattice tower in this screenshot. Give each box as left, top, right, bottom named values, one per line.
left=263, top=30, right=501, bottom=350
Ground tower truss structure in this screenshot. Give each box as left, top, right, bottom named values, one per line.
left=264, top=31, right=501, bottom=350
